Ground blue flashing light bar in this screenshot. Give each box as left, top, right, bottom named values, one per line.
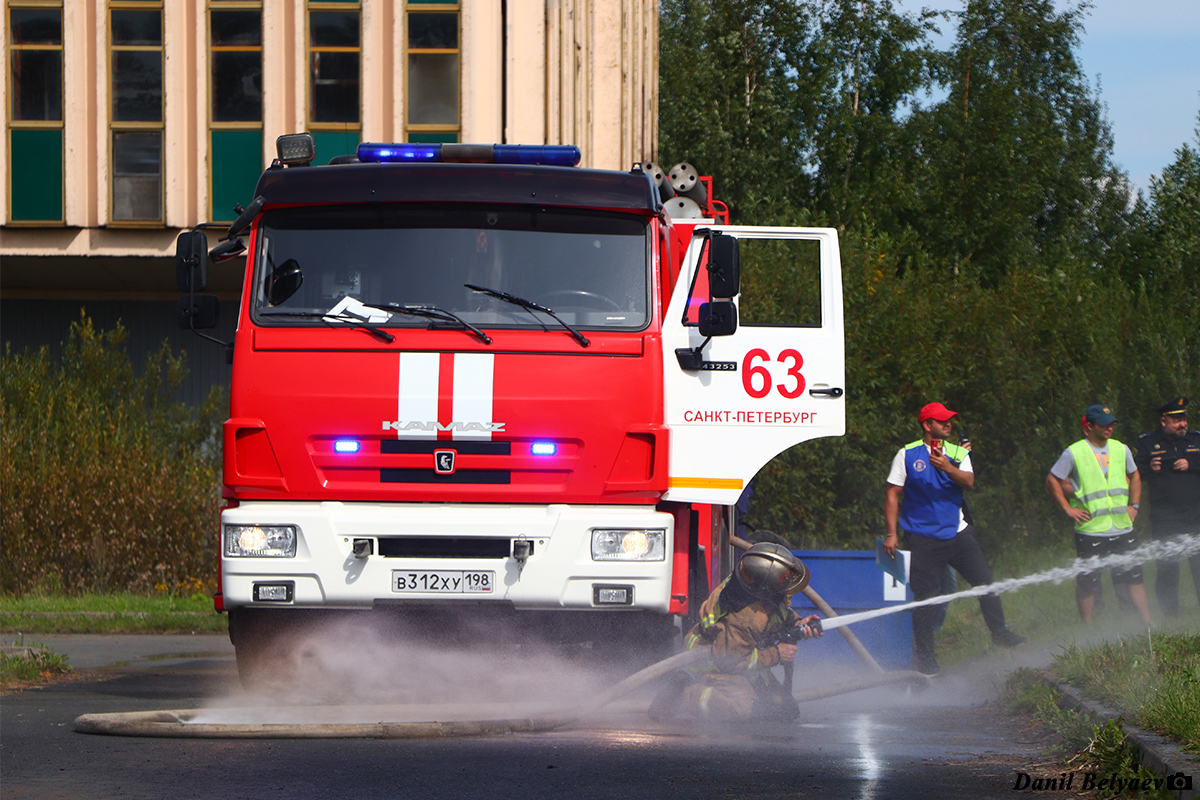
left=357, top=142, right=581, bottom=167
left=531, top=442, right=558, bottom=456
left=493, top=145, right=581, bottom=167
left=334, top=440, right=361, bottom=454
left=357, top=143, right=440, bottom=163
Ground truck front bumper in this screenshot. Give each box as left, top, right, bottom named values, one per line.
left=221, top=501, right=674, bottom=613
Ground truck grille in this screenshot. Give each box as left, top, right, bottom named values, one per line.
left=380, top=440, right=512, bottom=484
left=376, top=537, right=513, bottom=559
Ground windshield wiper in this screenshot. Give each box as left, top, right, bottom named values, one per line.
left=258, top=310, right=395, bottom=344
left=465, top=284, right=589, bottom=348
left=362, top=303, right=492, bottom=345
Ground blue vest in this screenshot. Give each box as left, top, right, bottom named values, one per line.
left=898, top=440, right=969, bottom=540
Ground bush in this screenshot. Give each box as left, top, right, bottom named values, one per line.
left=1, top=312, right=225, bottom=595
left=745, top=227, right=1200, bottom=558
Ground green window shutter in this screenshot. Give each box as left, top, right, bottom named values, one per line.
left=9, top=129, right=64, bottom=222
left=310, top=130, right=360, bottom=166
left=407, top=132, right=459, bottom=144
left=211, top=129, right=264, bottom=222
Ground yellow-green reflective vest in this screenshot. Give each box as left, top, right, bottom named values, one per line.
left=1067, top=439, right=1132, bottom=533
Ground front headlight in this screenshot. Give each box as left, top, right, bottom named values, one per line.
left=591, top=529, right=666, bottom=561
left=224, top=525, right=298, bottom=558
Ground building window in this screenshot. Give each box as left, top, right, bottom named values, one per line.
left=109, top=1, right=164, bottom=224
left=7, top=1, right=64, bottom=224
left=210, top=0, right=263, bottom=222
left=405, top=1, right=459, bottom=143
left=308, top=0, right=360, bottom=165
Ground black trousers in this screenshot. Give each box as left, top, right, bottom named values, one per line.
left=905, top=526, right=1008, bottom=668
left=1152, top=519, right=1200, bottom=616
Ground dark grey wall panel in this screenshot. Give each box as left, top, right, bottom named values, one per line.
left=1, top=299, right=237, bottom=407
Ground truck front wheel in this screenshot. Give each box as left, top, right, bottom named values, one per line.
left=227, top=607, right=305, bottom=690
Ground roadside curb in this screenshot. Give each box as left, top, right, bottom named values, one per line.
left=1044, top=676, right=1199, bottom=799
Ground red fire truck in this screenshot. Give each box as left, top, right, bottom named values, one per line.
left=176, top=134, right=846, bottom=682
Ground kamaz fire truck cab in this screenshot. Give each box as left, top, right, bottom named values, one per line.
left=176, top=134, right=846, bottom=683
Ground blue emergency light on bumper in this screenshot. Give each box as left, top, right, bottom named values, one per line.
left=357, top=142, right=581, bottom=167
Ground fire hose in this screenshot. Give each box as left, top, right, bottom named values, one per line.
left=74, top=540, right=919, bottom=738
left=74, top=642, right=928, bottom=739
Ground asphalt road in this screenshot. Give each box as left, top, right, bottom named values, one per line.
left=1, top=634, right=1056, bottom=800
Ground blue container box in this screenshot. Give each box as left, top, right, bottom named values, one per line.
left=790, top=549, right=914, bottom=671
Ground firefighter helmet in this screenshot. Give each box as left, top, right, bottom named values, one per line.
left=735, top=542, right=810, bottom=599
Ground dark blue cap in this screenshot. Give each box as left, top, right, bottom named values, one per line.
left=1157, top=396, right=1188, bottom=416
left=1084, top=405, right=1118, bottom=425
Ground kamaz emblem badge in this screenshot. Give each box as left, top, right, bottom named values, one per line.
left=434, top=450, right=457, bottom=475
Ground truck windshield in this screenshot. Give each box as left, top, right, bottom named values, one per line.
left=252, top=205, right=650, bottom=332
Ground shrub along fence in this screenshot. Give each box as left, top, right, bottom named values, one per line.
left=2, top=313, right=225, bottom=596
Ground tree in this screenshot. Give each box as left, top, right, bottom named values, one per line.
left=658, top=0, right=816, bottom=220
left=807, top=0, right=936, bottom=233
left=1144, top=115, right=1200, bottom=298
left=907, top=0, right=1132, bottom=283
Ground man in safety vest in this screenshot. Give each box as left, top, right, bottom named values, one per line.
left=647, top=543, right=822, bottom=722
left=1046, top=404, right=1152, bottom=625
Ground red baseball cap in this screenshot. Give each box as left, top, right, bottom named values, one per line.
left=918, top=402, right=958, bottom=423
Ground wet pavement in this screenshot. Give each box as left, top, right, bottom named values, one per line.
left=1, top=634, right=1062, bottom=799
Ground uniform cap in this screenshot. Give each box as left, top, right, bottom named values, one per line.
left=1084, top=405, right=1118, bottom=425
left=918, top=402, right=958, bottom=423
left=1157, top=396, right=1188, bottom=417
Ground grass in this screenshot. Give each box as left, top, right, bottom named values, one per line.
left=934, top=552, right=1199, bottom=670
left=1001, top=669, right=1180, bottom=800
left=1, top=635, right=73, bottom=688
left=1052, top=632, right=1200, bottom=756
left=0, top=592, right=227, bottom=634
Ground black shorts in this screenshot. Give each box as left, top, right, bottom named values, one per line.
left=1074, top=531, right=1144, bottom=591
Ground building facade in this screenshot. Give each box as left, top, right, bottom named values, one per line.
left=2, top=0, right=659, bottom=400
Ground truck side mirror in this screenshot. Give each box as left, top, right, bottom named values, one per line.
left=175, top=231, right=209, bottom=293
left=698, top=300, right=737, bottom=337
left=209, top=238, right=247, bottom=262
left=707, top=232, right=740, bottom=297
left=177, top=294, right=220, bottom=330
left=227, top=196, right=265, bottom=239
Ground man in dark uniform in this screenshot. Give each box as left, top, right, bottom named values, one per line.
left=1135, top=396, right=1200, bottom=617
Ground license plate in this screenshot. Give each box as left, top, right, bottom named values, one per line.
left=391, top=570, right=494, bottom=594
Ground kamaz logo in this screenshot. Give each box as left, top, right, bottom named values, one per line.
left=434, top=450, right=456, bottom=474
left=382, top=420, right=507, bottom=433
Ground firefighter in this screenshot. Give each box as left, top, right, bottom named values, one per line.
left=648, top=543, right=822, bottom=722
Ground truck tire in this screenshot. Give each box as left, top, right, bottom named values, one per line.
left=227, top=607, right=301, bottom=690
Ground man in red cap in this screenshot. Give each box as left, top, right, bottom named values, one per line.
left=884, top=402, right=1024, bottom=675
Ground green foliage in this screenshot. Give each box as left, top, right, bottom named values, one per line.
left=0, top=642, right=72, bottom=685
left=0, top=592, right=227, bottom=633
left=1054, top=633, right=1200, bottom=755
left=658, top=0, right=817, bottom=219
left=742, top=226, right=1198, bottom=553
left=909, top=0, right=1131, bottom=283
left=1068, top=718, right=1176, bottom=799
left=1001, top=670, right=1181, bottom=798
left=660, top=0, right=1200, bottom=555
left=1, top=312, right=225, bottom=596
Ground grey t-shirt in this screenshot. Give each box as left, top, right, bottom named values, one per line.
left=1050, top=441, right=1137, bottom=536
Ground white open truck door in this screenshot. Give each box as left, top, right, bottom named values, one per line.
left=662, top=226, right=846, bottom=505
